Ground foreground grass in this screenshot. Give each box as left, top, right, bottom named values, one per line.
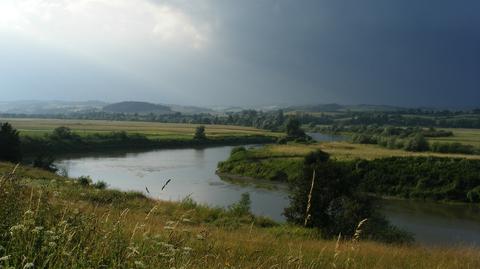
left=0, top=118, right=280, bottom=139
left=1, top=162, right=480, bottom=268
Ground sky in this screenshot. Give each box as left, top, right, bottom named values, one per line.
left=0, top=0, right=479, bottom=108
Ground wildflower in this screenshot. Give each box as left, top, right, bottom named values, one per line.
left=23, top=263, right=34, bottom=269
left=23, top=210, right=34, bottom=217
left=159, top=242, right=174, bottom=249
left=165, top=221, right=176, bottom=226
left=181, top=218, right=192, bottom=223
left=33, top=226, right=44, bottom=234
left=134, top=261, right=145, bottom=268
left=10, top=224, right=26, bottom=233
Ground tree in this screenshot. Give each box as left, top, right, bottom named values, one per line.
left=284, top=150, right=411, bottom=243
left=285, top=118, right=307, bottom=138
left=194, top=125, right=206, bottom=140
left=51, top=126, right=75, bottom=140
left=0, top=122, right=22, bottom=163
left=404, top=133, right=429, bottom=152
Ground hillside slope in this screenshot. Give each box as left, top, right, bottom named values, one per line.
left=1, top=162, right=479, bottom=268
left=103, top=101, right=172, bottom=114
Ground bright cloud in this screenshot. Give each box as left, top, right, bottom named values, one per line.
left=0, top=0, right=210, bottom=50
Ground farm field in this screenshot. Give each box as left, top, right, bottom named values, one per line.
left=0, top=118, right=279, bottom=139
left=430, top=128, right=480, bottom=147
left=256, top=142, right=480, bottom=161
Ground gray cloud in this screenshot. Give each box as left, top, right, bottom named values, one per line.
left=1, top=0, right=479, bottom=107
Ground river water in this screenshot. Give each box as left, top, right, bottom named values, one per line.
left=55, top=140, right=480, bottom=246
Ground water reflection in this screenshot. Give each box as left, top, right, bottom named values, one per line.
left=56, top=146, right=290, bottom=221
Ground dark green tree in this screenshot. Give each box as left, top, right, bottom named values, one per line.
left=0, top=122, right=22, bottom=163
left=284, top=150, right=412, bottom=243
left=194, top=125, right=206, bottom=140
left=404, top=133, right=429, bottom=152
left=285, top=118, right=306, bottom=138
left=51, top=126, right=75, bottom=140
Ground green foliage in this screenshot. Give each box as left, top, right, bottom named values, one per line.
left=284, top=151, right=411, bottom=243
left=217, top=153, right=303, bottom=183
left=230, top=146, right=246, bottom=155
left=403, top=134, right=429, bottom=152
left=355, top=157, right=480, bottom=202
left=0, top=122, right=22, bottom=162
left=32, top=155, right=58, bottom=172
left=193, top=125, right=206, bottom=140
left=431, top=142, right=476, bottom=154
left=93, top=180, right=108, bottom=190
left=228, top=193, right=251, bottom=217
left=51, top=126, right=78, bottom=140
left=78, top=176, right=93, bottom=186
left=20, top=129, right=275, bottom=155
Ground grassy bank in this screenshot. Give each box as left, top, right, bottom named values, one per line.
left=218, top=142, right=480, bottom=202
left=21, top=131, right=276, bottom=156
left=1, top=162, right=479, bottom=268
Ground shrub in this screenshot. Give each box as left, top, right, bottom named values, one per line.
left=228, top=193, right=252, bottom=217
left=78, top=176, right=93, bottom=186
left=93, top=181, right=108, bottom=189
left=193, top=125, right=206, bottom=140
left=0, top=122, right=22, bottom=162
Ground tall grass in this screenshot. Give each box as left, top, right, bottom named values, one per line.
left=1, top=163, right=480, bottom=268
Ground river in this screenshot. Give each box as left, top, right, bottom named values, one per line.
left=55, top=140, right=480, bottom=246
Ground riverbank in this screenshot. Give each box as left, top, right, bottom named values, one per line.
left=217, top=142, right=480, bottom=203
left=1, top=162, right=480, bottom=268
left=21, top=132, right=276, bottom=156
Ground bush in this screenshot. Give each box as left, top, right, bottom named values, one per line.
left=32, top=155, right=58, bottom=172
left=0, top=122, right=22, bottom=162
left=228, top=193, right=252, bottom=217
left=194, top=125, right=206, bottom=140
left=78, top=176, right=93, bottom=186
left=231, top=146, right=246, bottom=155
left=284, top=151, right=410, bottom=243
left=93, top=181, right=108, bottom=190
left=404, top=134, right=429, bottom=152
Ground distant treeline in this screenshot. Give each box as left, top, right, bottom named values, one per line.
left=3, top=107, right=480, bottom=132
left=320, top=125, right=479, bottom=155
left=336, top=111, right=480, bottom=128
left=218, top=147, right=480, bottom=203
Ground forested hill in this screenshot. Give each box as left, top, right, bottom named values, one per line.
left=103, top=101, right=172, bottom=114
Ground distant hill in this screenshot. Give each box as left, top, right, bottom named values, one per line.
left=288, top=103, right=405, bottom=113
left=167, top=104, right=214, bottom=114
left=287, top=103, right=344, bottom=112
left=0, top=100, right=106, bottom=114
left=103, top=102, right=172, bottom=114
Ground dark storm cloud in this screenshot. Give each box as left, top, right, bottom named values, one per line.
left=208, top=0, right=480, bottom=107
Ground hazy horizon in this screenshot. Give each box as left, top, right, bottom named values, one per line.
left=1, top=1, right=479, bottom=107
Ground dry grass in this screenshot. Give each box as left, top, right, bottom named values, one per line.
left=263, top=142, right=480, bottom=161
left=1, top=162, right=480, bottom=268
